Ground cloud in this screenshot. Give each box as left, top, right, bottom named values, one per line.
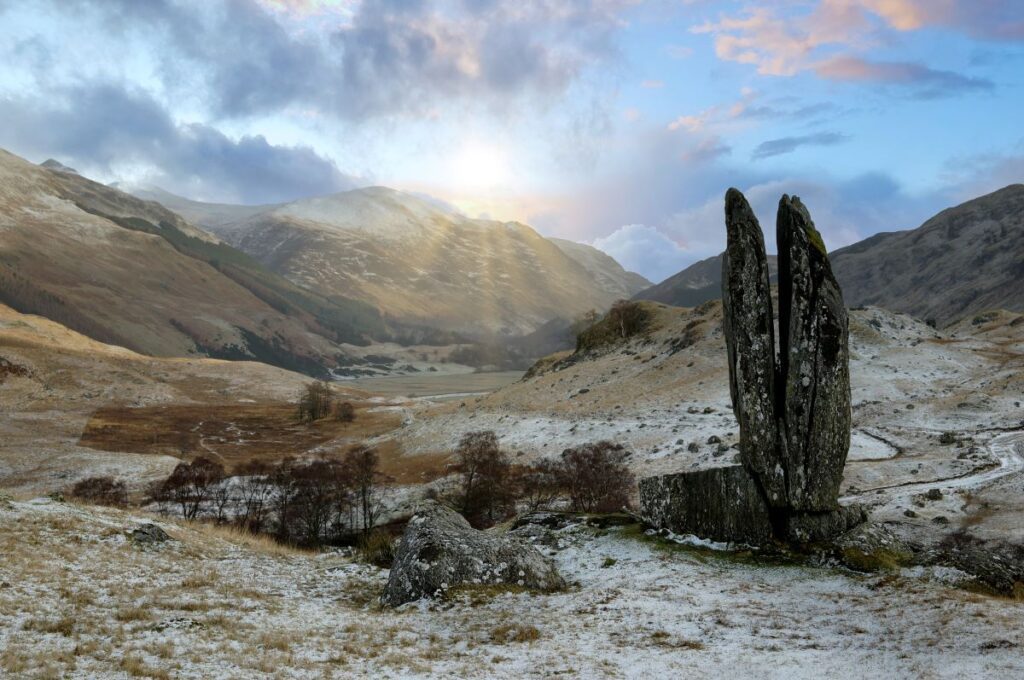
left=752, top=132, right=851, bottom=159
left=814, top=56, right=994, bottom=97
left=35, top=0, right=630, bottom=123
left=692, top=1, right=1004, bottom=91
left=640, top=79, right=665, bottom=88
left=668, top=89, right=836, bottom=134
left=592, top=224, right=694, bottom=283
left=0, top=83, right=359, bottom=203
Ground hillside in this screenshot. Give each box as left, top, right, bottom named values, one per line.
left=635, top=254, right=778, bottom=307
left=547, top=237, right=651, bottom=300
left=396, top=299, right=1024, bottom=545
left=0, top=149, right=390, bottom=377
left=830, top=184, right=1024, bottom=326
left=137, top=186, right=646, bottom=337
left=633, top=185, right=1024, bottom=326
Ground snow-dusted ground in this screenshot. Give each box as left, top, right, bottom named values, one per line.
left=1, top=497, right=1022, bottom=679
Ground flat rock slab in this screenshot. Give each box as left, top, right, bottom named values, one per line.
left=381, top=501, right=565, bottom=607
left=639, top=466, right=774, bottom=546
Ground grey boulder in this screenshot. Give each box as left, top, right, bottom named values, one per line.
left=380, top=501, right=565, bottom=607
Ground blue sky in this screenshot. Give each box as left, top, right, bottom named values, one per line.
left=1, top=0, right=1022, bottom=282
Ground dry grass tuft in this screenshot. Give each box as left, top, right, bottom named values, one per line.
left=490, top=623, right=541, bottom=644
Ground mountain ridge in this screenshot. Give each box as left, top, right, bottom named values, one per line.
left=634, top=184, right=1024, bottom=326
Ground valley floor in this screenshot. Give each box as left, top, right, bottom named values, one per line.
left=1, top=497, right=1022, bottom=679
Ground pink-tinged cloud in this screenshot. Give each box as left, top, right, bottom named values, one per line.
left=815, top=56, right=993, bottom=95
left=694, top=1, right=1021, bottom=83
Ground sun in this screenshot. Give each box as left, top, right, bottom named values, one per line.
left=450, top=142, right=510, bottom=191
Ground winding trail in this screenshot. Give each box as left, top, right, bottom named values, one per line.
left=843, top=430, right=1024, bottom=503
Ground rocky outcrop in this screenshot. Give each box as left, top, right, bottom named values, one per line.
left=381, top=501, right=565, bottom=607
left=640, top=189, right=857, bottom=546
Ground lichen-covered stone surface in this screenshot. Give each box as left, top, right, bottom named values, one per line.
left=641, top=188, right=858, bottom=547
left=782, top=506, right=866, bottom=544
left=639, top=466, right=774, bottom=545
left=722, top=188, right=785, bottom=507
left=381, top=501, right=565, bottom=607
left=777, top=194, right=851, bottom=511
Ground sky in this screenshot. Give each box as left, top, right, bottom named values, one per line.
left=1, top=0, right=1022, bottom=283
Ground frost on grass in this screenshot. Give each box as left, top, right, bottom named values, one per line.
left=1, top=498, right=1023, bottom=679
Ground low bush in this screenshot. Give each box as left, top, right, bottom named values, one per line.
left=68, top=476, right=128, bottom=507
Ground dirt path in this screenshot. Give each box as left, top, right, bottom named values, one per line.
left=843, top=430, right=1024, bottom=503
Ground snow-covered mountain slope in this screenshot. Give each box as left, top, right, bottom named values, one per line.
left=139, top=185, right=647, bottom=337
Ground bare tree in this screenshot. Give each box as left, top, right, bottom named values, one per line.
left=235, top=461, right=276, bottom=533
left=454, top=431, right=515, bottom=527
left=153, top=456, right=226, bottom=520
left=297, top=380, right=334, bottom=423
left=344, top=445, right=388, bottom=534
left=516, top=459, right=564, bottom=512
left=559, top=442, right=634, bottom=513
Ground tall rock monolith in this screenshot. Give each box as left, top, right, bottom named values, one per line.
left=721, top=188, right=787, bottom=508
left=640, top=188, right=857, bottom=546
left=776, top=195, right=851, bottom=511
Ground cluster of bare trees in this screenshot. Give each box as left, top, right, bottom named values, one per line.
left=148, top=447, right=388, bottom=547
left=297, top=380, right=356, bottom=424
left=451, top=431, right=635, bottom=528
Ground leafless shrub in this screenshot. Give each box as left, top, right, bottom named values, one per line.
left=559, top=441, right=634, bottom=513
left=334, top=401, right=356, bottom=423
left=68, top=476, right=128, bottom=507
left=453, top=431, right=516, bottom=528
left=151, top=457, right=226, bottom=520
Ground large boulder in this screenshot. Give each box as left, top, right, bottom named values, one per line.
left=639, top=466, right=774, bottom=545
left=380, top=501, right=565, bottom=607
left=722, top=188, right=786, bottom=508
left=776, top=195, right=851, bottom=510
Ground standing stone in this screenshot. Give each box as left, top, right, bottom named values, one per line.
left=776, top=195, right=851, bottom=510
left=721, top=188, right=787, bottom=508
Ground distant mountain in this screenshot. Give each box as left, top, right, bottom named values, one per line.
left=138, top=186, right=643, bottom=337
left=124, top=185, right=279, bottom=230
left=634, top=185, right=1024, bottom=326
left=0, top=149, right=387, bottom=377
left=829, top=184, right=1024, bottom=326
left=634, top=254, right=778, bottom=308
left=548, top=238, right=651, bottom=300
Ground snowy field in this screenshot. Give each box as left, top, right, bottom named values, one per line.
left=1, top=497, right=1022, bottom=679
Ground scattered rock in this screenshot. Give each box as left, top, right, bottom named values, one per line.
left=904, top=509, right=918, bottom=518
left=381, top=501, right=564, bottom=607
left=130, top=524, right=171, bottom=544
left=925, top=488, right=943, bottom=501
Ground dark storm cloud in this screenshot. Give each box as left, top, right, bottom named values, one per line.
left=0, top=84, right=358, bottom=203
left=752, top=132, right=851, bottom=160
